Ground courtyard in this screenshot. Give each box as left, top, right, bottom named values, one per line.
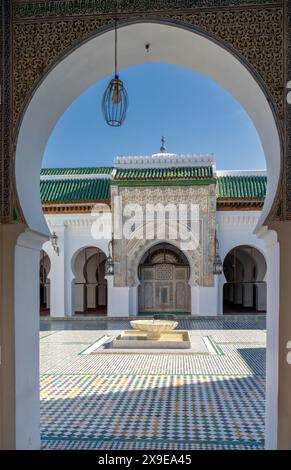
left=40, top=316, right=266, bottom=450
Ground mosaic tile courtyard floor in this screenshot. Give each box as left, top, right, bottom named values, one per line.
left=40, top=317, right=266, bottom=450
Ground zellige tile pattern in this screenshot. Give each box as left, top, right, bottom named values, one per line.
left=40, top=317, right=266, bottom=450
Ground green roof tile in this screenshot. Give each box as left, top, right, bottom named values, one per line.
left=39, top=168, right=267, bottom=204
left=113, top=166, right=213, bottom=181
left=41, top=167, right=112, bottom=176
left=216, top=175, right=267, bottom=199
left=40, top=178, right=110, bottom=203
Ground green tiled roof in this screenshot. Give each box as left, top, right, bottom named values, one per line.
left=217, top=175, right=267, bottom=199
left=40, top=178, right=110, bottom=203
left=113, top=166, right=213, bottom=181
left=41, top=167, right=112, bottom=176
left=39, top=168, right=267, bottom=204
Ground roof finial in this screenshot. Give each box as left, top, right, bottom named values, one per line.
left=160, top=136, right=166, bottom=153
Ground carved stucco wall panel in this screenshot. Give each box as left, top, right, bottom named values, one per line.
left=287, top=0, right=291, bottom=217
left=13, top=7, right=284, bottom=128
left=125, top=235, right=202, bottom=288
left=13, top=1, right=281, bottom=19
left=1, top=1, right=13, bottom=223
left=0, top=1, right=288, bottom=223
left=111, top=185, right=216, bottom=288
left=13, top=17, right=114, bottom=125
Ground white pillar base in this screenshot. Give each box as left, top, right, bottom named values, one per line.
left=15, top=229, right=48, bottom=449
left=129, top=286, right=138, bottom=316
left=106, top=276, right=130, bottom=317
left=190, top=283, right=218, bottom=316
left=258, top=229, right=279, bottom=450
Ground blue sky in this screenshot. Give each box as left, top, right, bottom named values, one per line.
left=43, top=63, right=266, bottom=170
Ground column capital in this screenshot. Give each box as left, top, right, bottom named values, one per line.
left=255, top=225, right=278, bottom=248
left=17, top=229, right=49, bottom=251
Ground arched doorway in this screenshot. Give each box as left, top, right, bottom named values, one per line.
left=223, top=245, right=267, bottom=314
left=138, top=243, right=190, bottom=314
left=39, top=250, right=51, bottom=316
left=73, top=247, right=107, bottom=315
left=9, top=20, right=282, bottom=449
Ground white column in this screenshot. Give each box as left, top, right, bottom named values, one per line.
left=129, top=286, right=138, bottom=316
left=86, top=284, right=96, bottom=308
left=229, top=284, right=234, bottom=302
left=73, top=284, right=84, bottom=312
left=190, top=286, right=199, bottom=315
left=258, top=228, right=279, bottom=449
left=199, top=286, right=218, bottom=316
left=190, top=283, right=218, bottom=316
left=255, top=282, right=267, bottom=311
left=106, top=276, right=130, bottom=317
left=243, top=284, right=253, bottom=307
left=49, top=226, right=66, bottom=317
left=217, top=273, right=225, bottom=315
left=45, top=283, right=51, bottom=308
left=98, top=283, right=107, bottom=306
left=234, top=283, right=243, bottom=304
left=65, top=273, right=74, bottom=317
left=15, top=229, right=48, bottom=449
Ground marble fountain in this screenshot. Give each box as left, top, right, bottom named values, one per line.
left=112, top=319, right=191, bottom=349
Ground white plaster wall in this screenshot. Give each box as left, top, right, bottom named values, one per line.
left=44, top=214, right=110, bottom=316
left=217, top=212, right=267, bottom=261
left=42, top=211, right=271, bottom=317
left=199, top=286, right=218, bottom=316
left=191, top=284, right=218, bottom=316
left=40, top=250, right=51, bottom=309
left=43, top=213, right=133, bottom=316
left=216, top=211, right=267, bottom=315
left=41, top=242, right=55, bottom=313
left=106, top=277, right=130, bottom=317
left=46, top=226, right=66, bottom=317
left=129, top=287, right=138, bottom=316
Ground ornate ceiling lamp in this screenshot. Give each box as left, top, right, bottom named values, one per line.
left=102, top=2, right=128, bottom=127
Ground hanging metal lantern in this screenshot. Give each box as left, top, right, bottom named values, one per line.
left=213, top=234, right=223, bottom=275
left=102, top=6, right=128, bottom=127
left=105, top=256, right=114, bottom=276
left=105, top=240, right=114, bottom=276
left=50, top=231, right=59, bottom=256
left=102, top=75, right=128, bottom=127
left=213, top=253, right=223, bottom=275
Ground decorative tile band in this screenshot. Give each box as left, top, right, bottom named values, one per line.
left=14, top=1, right=282, bottom=20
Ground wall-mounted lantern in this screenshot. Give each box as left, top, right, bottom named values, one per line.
left=50, top=231, right=59, bottom=256
left=105, top=239, right=114, bottom=276
left=213, top=234, right=223, bottom=275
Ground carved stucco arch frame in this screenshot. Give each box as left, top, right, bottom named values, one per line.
left=14, top=17, right=283, bottom=236
left=125, top=219, right=201, bottom=287
left=126, top=236, right=199, bottom=288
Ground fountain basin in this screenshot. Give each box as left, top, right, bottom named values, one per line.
left=130, top=319, right=178, bottom=339
left=112, top=330, right=191, bottom=349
